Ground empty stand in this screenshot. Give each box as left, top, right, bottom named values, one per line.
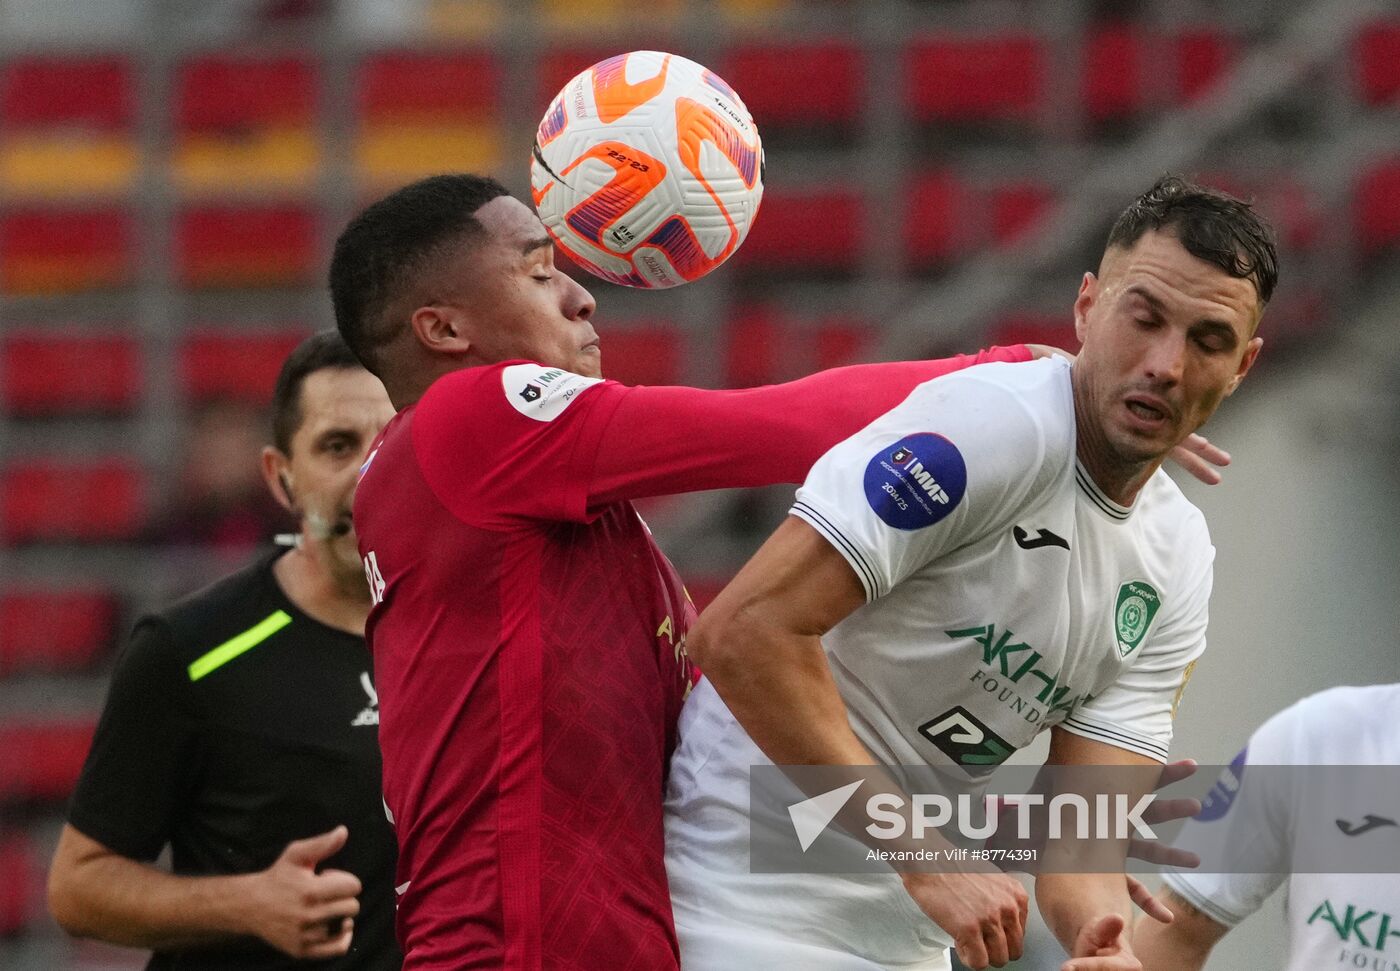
left=988, top=311, right=1075, bottom=351
left=356, top=51, right=501, bottom=186
left=988, top=180, right=1056, bottom=247
left=0, top=589, right=117, bottom=677
left=1355, top=160, right=1400, bottom=254
left=0, top=56, right=138, bottom=198
left=1356, top=21, right=1400, bottom=106
left=175, top=206, right=317, bottom=288
left=721, top=41, right=863, bottom=130
left=905, top=34, right=1044, bottom=124
left=736, top=186, right=863, bottom=274
left=903, top=170, right=969, bottom=271
left=1, top=331, right=141, bottom=417
left=0, top=209, right=133, bottom=294
left=0, top=719, right=96, bottom=802
left=813, top=318, right=874, bottom=372
left=0, top=458, right=146, bottom=544
left=179, top=328, right=313, bottom=403
left=173, top=55, right=319, bottom=194
left=597, top=325, right=683, bottom=387
left=0, top=832, right=36, bottom=935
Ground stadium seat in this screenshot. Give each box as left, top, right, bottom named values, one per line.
left=0, top=719, right=96, bottom=802
left=720, top=41, right=863, bottom=129
left=424, top=0, right=505, bottom=38
left=0, top=458, right=146, bottom=544
left=0, top=209, right=133, bottom=294
left=1355, top=160, right=1400, bottom=253
left=174, top=55, right=319, bottom=194
left=179, top=328, right=310, bottom=404
left=355, top=52, right=502, bottom=186
left=1356, top=21, right=1400, bottom=106
left=539, top=0, right=682, bottom=31
left=903, top=169, right=968, bottom=271
left=737, top=186, right=863, bottom=273
left=723, top=306, right=785, bottom=388
left=0, top=589, right=117, bottom=677
left=904, top=34, right=1045, bottom=123
left=989, top=180, right=1056, bottom=247
left=175, top=206, right=317, bottom=288
left=1, top=330, right=141, bottom=417
left=0, top=831, right=36, bottom=935
left=1175, top=28, right=1236, bottom=103
left=535, top=47, right=618, bottom=113
left=988, top=311, right=1075, bottom=351
left=0, top=56, right=138, bottom=198
left=597, top=325, right=682, bottom=387
left=814, top=317, right=874, bottom=372
left=1082, top=23, right=1145, bottom=123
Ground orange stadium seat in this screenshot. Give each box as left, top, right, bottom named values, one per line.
left=180, top=329, right=310, bottom=403
left=175, top=206, right=317, bottom=288
left=174, top=55, right=319, bottom=194
left=356, top=51, right=502, bottom=187
left=0, top=458, right=146, bottom=544
left=0, top=56, right=138, bottom=198
left=0, top=209, right=133, bottom=294
left=1356, top=21, right=1400, bottom=106
left=736, top=186, right=863, bottom=273
left=1355, top=160, right=1400, bottom=253
left=720, top=41, right=863, bottom=129
left=0, top=589, right=117, bottom=677
left=0, top=719, right=96, bottom=802
left=1, top=330, right=141, bottom=416
left=903, top=169, right=969, bottom=270
left=904, top=34, right=1045, bottom=123
left=598, top=325, right=682, bottom=387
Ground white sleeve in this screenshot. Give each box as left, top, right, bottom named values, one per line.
left=1160, top=702, right=1300, bottom=927
left=791, top=363, right=1065, bottom=601
left=1061, top=512, right=1214, bottom=763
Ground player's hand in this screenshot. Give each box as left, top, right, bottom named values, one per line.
left=1127, top=759, right=1201, bottom=870
left=1061, top=913, right=1142, bottom=971
left=901, top=870, right=1028, bottom=969
left=1168, top=434, right=1230, bottom=486
left=240, top=825, right=361, bottom=959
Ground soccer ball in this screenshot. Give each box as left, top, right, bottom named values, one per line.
left=530, top=51, right=764, bottom=289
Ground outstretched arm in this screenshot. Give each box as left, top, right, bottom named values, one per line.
left=1133, top=886, right=1229, bottom=971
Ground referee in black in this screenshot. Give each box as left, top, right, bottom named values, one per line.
left=47, top=331, right=402, bottom=970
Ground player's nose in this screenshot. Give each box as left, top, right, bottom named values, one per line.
left=563, top=274, right=596, bottom=321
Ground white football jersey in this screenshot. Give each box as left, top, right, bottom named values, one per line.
left=1163, top=684, right=1400, bottom=971
left=665, top=358, right=1215, bottom=969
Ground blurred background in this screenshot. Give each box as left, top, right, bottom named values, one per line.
left=0, top=0, right=1397, bottom=968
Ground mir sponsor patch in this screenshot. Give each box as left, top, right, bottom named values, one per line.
left=863, top=433, right=966, bottom=530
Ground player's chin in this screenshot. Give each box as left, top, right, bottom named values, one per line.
left=577, top=345, right=603, bottom=378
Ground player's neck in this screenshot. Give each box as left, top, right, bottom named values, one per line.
left=1071, top=380, right=1158, bottom=508
left=273, top=543, right=371, bottom=636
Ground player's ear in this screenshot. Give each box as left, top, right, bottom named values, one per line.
left=1073, top=272, right=1097, bottom=345
left=1227, top=335, right=1263, bottom=396
left=409, top=304, right=475, bottom=356
left=261, top=446, right=295, bottom=513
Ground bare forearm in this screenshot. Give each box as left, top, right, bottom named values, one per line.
left=1134, top=888, right=1224, bottom=971
left=1037, top=872, right=1133, bottom=953
left=50, top=851, right=252, bottom=950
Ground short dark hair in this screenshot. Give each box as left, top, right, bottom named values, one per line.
left=329, top=174, right=511, bottom=374
left=1107, top=175, right=1279, bottom=306
left=271, top=330, right=365, bottom=454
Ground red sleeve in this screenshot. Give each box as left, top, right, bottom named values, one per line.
left=411, top=347, right=1029, bottom=527
left=586, top=344, right=1031, bottom=509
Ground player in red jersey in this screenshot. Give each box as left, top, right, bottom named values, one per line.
left=328, top=175, right=1227, bottom=971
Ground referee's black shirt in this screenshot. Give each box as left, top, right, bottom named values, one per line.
left=68, top=547, right=401, bottom=970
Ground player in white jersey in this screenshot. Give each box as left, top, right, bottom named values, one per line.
left=664, top=176, right=1279, bottom=971
left=1136, top=684, right=1400, bottom=971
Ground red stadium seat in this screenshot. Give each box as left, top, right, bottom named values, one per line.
left=988, top=312, right=1075, bottom=351
left=0, top=719, right=95, bottom=802
left=724, top=306, right=785, bottom=388
left=598, top=325, right=682, bottom=387
left=536, top=47, right=618, bottom=110
left=1082, top=23, right=1145, bottom=123
left=814, top=318, right=874, bottom=371
left=989, top=180, right=1056, bottom=246
left=905, top=34, right=1045, bottom=123
left=180, top=329, right=308, bottom=404
left=1355, top=160, right=1400, bottom=253
left=903, top=169, right=968, bottom=270
left=0, top=209, right=133, bottom=294
left=0, top=589, right=117, bottom=676
left=174, top=55, right=319, bottom=193
left=0, top=831, right=37, bottom=934
left=1356, top=21, right=1400, bottom=105
left=175, top=206, right=317, bottom=287
left=1, top=330, right=141, bottom=416
left=721, top=41, right=863, bottom=128
left=735, top=186, right=863, bottom=273
left=0, top=56, right=138, bottom=197
left=1175, top=28, right=1236, bottom=103
left=0, top=458, right=146, bottom=544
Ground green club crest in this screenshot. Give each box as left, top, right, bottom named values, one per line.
left=1114, top=581, right=1161, bottom=657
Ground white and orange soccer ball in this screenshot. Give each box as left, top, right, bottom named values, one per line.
left=530, top=51, right=764, bottom=289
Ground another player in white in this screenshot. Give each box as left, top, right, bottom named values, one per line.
left=663, top=176, right=1277, bottom=971
left=1136, top=684, right=1400, bottom=971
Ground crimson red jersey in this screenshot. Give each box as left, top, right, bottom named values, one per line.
left=352, top=347, right=1029, bottom=971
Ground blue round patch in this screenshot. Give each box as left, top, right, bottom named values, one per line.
left=862, top=433, right=967, bottom=530
left=1196, top=747, right=1248, bottom=822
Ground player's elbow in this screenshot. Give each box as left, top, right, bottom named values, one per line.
left=687, top=603, right=751, bottom=677
left=47, top=857, right=92, bottom=938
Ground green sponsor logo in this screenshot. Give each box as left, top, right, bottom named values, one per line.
left=946, top=623, right=1086, bottom=720
left=1114, top=581, right=1160, bottom=658
left=1308, top=899, right=1400, bottom=952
